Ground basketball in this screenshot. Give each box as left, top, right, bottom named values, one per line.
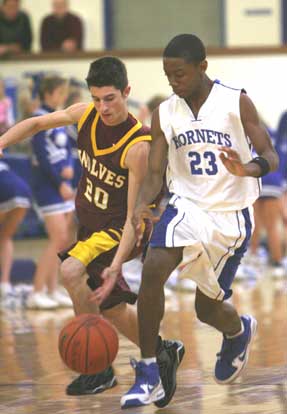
left=58, top=314, right=119, bottom=375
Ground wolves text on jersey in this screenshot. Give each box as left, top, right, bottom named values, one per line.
left=78, top=149, right=126, bottom=189
left=172, top=128, right=232, bottom=149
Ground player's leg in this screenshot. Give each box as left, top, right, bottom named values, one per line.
left=103, top=302, right=139, bottom=345
left=138, top=246, right=182, bottom=355
left=195, top=289, right=257, bottom=384
left=121, top=246, right=184, bottom=408
left=60, top=255, right=99, bottom=314
left=193, top=204, right=257, bottom=385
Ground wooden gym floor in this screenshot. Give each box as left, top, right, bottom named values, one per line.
left=0, top=239, right=286, bottom=414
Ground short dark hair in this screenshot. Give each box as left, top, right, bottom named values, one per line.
left=86, top=56, right=128, bottom=92
left=163, top=34, right=206, bottom=64
left=39, top=76, right=67, bottom=101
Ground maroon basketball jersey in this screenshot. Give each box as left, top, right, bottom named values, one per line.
left=75, top=103, right=151, bottom=232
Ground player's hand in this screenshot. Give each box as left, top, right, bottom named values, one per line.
left=0, top=147, right=3, bottom=158
left=61, top=166, right=74, bottom=180
left=88, top=266, right=121, bottom=306
left=59, top=182, right=74, bottom=200
left=219, top=146, right=246, bottom=176
left=132, top=205, right=158, bottom=247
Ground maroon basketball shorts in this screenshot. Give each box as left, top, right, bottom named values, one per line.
left=58, top=222, right=152, bottom=311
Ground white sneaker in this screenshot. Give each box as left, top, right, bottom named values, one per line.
left=48, top=290, right=73, bottom=307
left=26, top=291, right=58, bottom=310
left=235, top=264, right=257, bottom=281
left=270, top=264, right=286, bottom=279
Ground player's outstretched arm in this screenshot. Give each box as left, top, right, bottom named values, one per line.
left=0, top=102, right=88, bottom=156
left=89, top=140, right=151, bottom=306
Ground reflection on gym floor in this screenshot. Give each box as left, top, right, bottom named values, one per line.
left=0, top=265, right=286, bottom=414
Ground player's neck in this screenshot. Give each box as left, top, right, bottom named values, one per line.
left=185, top=77, right=213, bottom=116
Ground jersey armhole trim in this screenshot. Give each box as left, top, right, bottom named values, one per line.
left=120, top=135, right=152, bottom=169
left=77, top=103, right=94, bottom=133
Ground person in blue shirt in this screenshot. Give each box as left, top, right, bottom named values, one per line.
left=0, top=160, right=32, bottom=300
left=248, top=123, right=287, bottom=278
left=26, top=75, right=75, bottom=309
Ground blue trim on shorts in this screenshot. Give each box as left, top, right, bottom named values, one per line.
left=149, top=204, right=178, bottom=247
left=218, top=207, right=252, bottom=300
left=214, top=211, right=242, bottom=272
left=172, top=212, right=185, bottom=246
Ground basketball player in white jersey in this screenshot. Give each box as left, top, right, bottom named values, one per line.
left=92, top=34, right=279, bottom=408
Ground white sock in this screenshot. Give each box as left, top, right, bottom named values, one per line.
left=142, top=357, right=156, bottom=365
left=226, top=321, right=244, bottom=339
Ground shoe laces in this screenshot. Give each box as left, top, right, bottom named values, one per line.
left=130, top=358, right=157, bottom=385
left=130, top=358, right=146, bottom=384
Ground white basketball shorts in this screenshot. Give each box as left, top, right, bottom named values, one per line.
left=149, top=194, right=254, bottom=301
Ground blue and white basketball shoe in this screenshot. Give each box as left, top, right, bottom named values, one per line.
left=215, top=314, right=257, bottom=384
left=121, top=359, right=165, bottom=409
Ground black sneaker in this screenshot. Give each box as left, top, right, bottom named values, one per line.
left=66, top=366, right=117, bottom=395
left=155, top=337, right=185, bottom=407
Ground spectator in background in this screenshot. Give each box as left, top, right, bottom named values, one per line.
left=17, top=77, right=40, bottom=121
left=40, top=0, right=83, bottom=52
left=0, top=160, right=32, bottom=302
left=248, top=123, right=287, bottom=278
left=25, top=75, right=76, bottom=310
left=0, top=77, right=14, bottom=134
left=0, top=0, right=32, bottom=57
left=137, top=94, right=167, bottom=126
left=64, top=82, right=83, bottom=189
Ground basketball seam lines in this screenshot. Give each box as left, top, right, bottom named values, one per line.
left=96, top=324, right=111, bottom=368
left=85, top=325, right=90, bottom=374
left=63, top=316, right=97, bottom=372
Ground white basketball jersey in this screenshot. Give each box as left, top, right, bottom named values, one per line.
left=159, top=80, right=261, bottom=211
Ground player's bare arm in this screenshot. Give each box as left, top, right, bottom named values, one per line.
left=0, top=102, right=88, bottom=156
left=219, top=93, right=279, bottom=177
left=137, top=108, right=168, bottom=207
left=89, top=140, right=150, bottom=305
left=130, top=108, right=168, bottom=243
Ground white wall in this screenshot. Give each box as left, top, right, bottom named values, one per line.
left=22, top=0, right=104, bottom=51
left=0, top=53, right=286, bottom=129
left=226, top=0, right=282, bottom=46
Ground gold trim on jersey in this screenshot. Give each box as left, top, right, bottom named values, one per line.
left=90, top=113, right=143, bottom=156
left=120, top=135, right=152, bottom=168
left=78, top=102, right=94, bottom=133
left=108, top=228, right=122, bottom=240
left=68, top=229, right=120, bottom=266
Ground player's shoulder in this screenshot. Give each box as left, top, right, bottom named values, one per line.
left=137, top=123, right=151, bottom=136
left=213, top=79, right=243, bottom=92
left=128, top=113, right=151, bottom=138
left=74, top=102, right=95, bottom=131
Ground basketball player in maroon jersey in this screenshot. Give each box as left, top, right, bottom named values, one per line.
left=0, top=57, right=184, bottom=405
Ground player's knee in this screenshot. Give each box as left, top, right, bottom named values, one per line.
left=60, top=259, right=81, bottom=289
